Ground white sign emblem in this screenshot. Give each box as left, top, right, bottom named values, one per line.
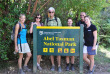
left=39, top=31, right=43, bottom=35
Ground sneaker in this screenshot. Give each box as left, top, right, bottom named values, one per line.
left=66, top=65, right=69, bottom=71
left=88, top=70, right=93, bottom=74
left=23, top=66, right=31, bottom=72
left=58, top=66, right=62, bottom=72
left=18, top=69, right=25, bottom=74
left=37, top=65, right=42, bottom=71
left=51, top=65, right=55, bottom=71
left=71, top=65, right=75, bottom=71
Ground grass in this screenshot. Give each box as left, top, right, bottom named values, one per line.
left=95, top=45, right=110, bottom=64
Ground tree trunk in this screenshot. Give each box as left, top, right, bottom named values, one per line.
left=31, top=0, right=39, bottom=16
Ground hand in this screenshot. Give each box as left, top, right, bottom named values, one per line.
left=92, top=46, right=96, bottom=50
left=15, top=46, right=18, bottom=53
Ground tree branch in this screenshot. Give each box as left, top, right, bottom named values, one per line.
left=27, top=0, right=31, bottom=14
left=37, top=0, right=50, bottom=12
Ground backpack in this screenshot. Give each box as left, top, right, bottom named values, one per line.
left=11, top=23, right=22, bottom=41
left=46, top=16, right=58, bottom=26
left=11, top=23, right=26, bottom=52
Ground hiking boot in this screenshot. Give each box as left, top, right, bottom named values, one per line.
left=66, top=65, right=69, bottom=71
left=58, top=66, right=62, bottom=72
left=18, top=69, right=25, bottom=74
left=23, top=66, right=31, bottom=72
left=37, top=65, right=42, bottom=71
left=71, top=65, right=75, bottom=71
left=51, top=65, right=55, bottom=71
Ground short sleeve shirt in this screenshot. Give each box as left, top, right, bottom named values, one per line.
left=44, top=17, right=62, bottom=26
left=84, top=24, right=97, bottom=46
left=76, top=20, right=86, bottom=27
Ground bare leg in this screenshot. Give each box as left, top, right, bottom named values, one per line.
left=71, top=56, right=74, bottom=64
left=18, top=53, right=23, bottom=69
left=24, top=52, right=32, bottom=66
left=37, top=55, right=42, bottom=64
left=57, top=56, right=61, bottom=67
left=66, top=56, right=69, bottom=64
left=83, top=53, right=90, bottom=66
left=89, top=55, right=94, bottom=71
left=50, top=55, right=54, bottom=66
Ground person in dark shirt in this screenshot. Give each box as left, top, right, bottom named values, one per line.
left=76, top=12, right=86, bottom=27
left=83, top=16, right=97, bottom=74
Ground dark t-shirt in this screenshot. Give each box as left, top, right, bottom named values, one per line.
left=76, top=20, right=86, bottom=27
left=84, top=24, right=97, bottom=46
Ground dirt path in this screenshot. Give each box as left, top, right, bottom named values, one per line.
left=0, top=56, right=110, bottom=74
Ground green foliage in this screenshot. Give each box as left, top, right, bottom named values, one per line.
left=98, top=7, right=110, bottom=46
left=0, top=0, right=109, bottom=61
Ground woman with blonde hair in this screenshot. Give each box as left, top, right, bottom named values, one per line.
left=14, top=14, right=32, bottom=74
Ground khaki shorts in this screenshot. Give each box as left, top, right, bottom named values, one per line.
left=18, top=43, right=31, bottom=53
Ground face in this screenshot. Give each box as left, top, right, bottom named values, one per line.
left=35, top=15, right=41, bottom=22
left=68, top=19, right=73, bottom=26
left=49, top=10, right=55, bottom=17
left=19, top=15, right=26, bottom=23
left=84, top=17, right=90, bottom=25
left=80, top=12, right=86, bottom=20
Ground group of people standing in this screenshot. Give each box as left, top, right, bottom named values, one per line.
left=14, top=7, right=97, bottom=74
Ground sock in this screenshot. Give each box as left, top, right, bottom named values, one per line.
left=71, top=64, right=74, bottom=66
left=19, top=68, right=22, bottom=70
left=66, top=63, right=69, bottom=66
left=24, top=65, right=27, bottom=67
left=58, top=65, right=61, bottom=67
left=52, top=64, right=55, bottom=66
left=37, top=63, right=40, bottom=66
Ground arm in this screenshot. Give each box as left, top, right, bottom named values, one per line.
left=30, top=22, right=34, bottom=33
left=14, top=23, right=19, bottom=52
left=92, top=30, right=97, bottom=50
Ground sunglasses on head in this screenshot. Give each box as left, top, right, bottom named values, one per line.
left=49, top=11, right=54, bottom=13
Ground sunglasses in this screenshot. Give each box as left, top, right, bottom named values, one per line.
left=49, top=12, right=54, bottom=13
left=36, top=17, right=41, bottom=19
left=80, top=15, right=84, bottom=16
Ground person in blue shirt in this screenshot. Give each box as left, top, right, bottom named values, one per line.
left=14, top=14, right=32, bottom=74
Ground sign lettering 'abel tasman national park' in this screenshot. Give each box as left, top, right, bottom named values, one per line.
left=33, top=25, right=83, bottom=73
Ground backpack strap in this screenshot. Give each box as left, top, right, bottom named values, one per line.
left=55, top=17, right=58, bottom=26
left=46, top=17, right=49, bottom=26
left=17, top=23, right=21, bottom=38
left=17, top=23, right=22, bottom=52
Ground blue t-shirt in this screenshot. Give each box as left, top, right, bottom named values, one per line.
left=17, top=24, right=27, bottom=44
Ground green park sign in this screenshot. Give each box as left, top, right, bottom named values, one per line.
left=33, top=25, right=83, bottom=74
